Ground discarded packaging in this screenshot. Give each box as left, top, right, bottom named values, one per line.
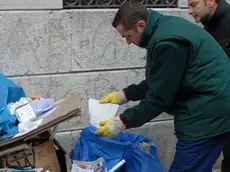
left=0, top=95, right=82, bottom=172
left=71, top=158, right=107, bottom=172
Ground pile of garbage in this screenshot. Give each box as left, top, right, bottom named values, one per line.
left=0, top=72, right=164, bottom=172
left=0, top=73, right=54, bottom=141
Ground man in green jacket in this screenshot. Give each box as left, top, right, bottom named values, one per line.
left=95, top=1, right=230, bottom=171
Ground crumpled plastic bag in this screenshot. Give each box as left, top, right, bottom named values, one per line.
left=14, top=118, right=43, bottom=138
left=29, top=98, right=54, bottom=117
left=70, top=126, right=163, bottom=172
left=0, top=73, right=26, bottom=141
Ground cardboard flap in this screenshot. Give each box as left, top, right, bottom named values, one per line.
left=0, top=95, right=82, bottom=148
left=0, top=143, right=31, bottom=157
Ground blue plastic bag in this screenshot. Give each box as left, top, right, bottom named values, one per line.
left=70, top=126, right=163, bottom=172
left=0, top=73, right=26, bottom=141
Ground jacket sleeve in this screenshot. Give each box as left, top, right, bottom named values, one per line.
left=122, top=80, right=148, bottom=101
left=219, top=38, right=230, bottom=58
left=120, top=40, right=188, bottom=128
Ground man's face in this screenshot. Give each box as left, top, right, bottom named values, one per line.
left=116, top=21, right=145, bottom=46
left=188, top=0, right=215, bottom=23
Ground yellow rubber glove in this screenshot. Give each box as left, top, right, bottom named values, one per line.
left=99, top=90, right=127, bottom=105
left=95, top=116, right=126, bottom=138
left=99, top=92, right=120, bottom=104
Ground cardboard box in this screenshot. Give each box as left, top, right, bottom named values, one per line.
left=0, top=94, right=82, bottom=171
left=3, top=140, right=61, bottom=172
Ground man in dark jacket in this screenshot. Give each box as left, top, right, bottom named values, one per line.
left=188, top=0, right=230, bottom=57
left=95, top=1, right=230, bottom=171
left=188, top=0, right=230, bottom=171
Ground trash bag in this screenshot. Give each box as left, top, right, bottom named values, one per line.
left=0, top=73, right=26, bottom=141
left=70, top=126, right=163, bottom=172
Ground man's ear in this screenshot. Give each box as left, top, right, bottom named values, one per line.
left=136, top=20, right=145, bottom=32
left=207, top=0, right=216, bottom=7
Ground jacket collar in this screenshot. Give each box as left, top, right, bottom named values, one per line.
left=138, top=9, right=163, bottom=48
left=203, top=0, right=230, bottom=27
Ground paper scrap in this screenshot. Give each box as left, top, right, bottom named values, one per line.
left=15, top=104, right=36, bottom=123
left=89, top=99, right=119, bottom=128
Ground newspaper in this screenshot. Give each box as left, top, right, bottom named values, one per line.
left=71, top=158, right=107, bottom=172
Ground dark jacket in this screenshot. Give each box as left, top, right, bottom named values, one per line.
left=203, top=0, right=230, bottom=57
left=120, top=9, right=230, bottom=141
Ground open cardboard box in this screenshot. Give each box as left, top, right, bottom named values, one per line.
left=0, top=94, right=82, bottom=172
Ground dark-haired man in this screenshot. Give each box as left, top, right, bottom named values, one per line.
left=188, top=0, right=230, bottom=57
left=188, top=0, right=230, bottom=171
left=95, top=1, right=230, bottom=171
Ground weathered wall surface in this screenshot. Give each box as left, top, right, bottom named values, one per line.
left=0, top=0, right=225, bottom=170
left=0, top=0, right=62, bottom=9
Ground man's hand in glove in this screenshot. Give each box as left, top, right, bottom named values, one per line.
left=95, top=116, right=126, bottom=138
left=99, top=90, right=127, bottom=105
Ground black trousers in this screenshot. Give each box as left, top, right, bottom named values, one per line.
left=222, top=135, right=230, bottom=172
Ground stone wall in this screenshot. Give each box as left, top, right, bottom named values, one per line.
left=0, top=0, right=226, bottom=171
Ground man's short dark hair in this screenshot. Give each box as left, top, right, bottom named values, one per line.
left=112, top=0, right=148, bottom=30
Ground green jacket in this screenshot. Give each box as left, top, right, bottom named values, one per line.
left=120, top=9, right=230, bottom=141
